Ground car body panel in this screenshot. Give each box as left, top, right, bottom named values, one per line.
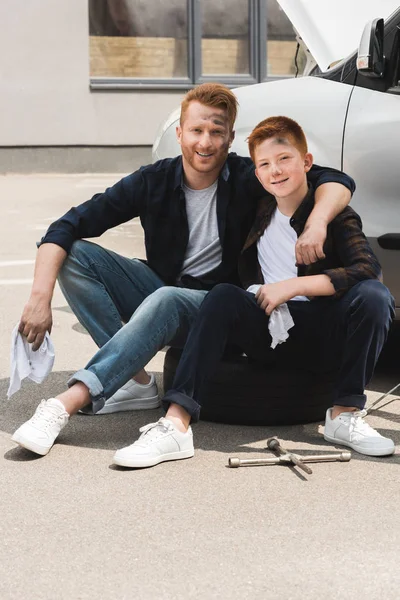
left=229, top=77, right=352, bottom=168
left=343, top=85, right=400, bottom=301
left=344, top=86, right=400, bottom=237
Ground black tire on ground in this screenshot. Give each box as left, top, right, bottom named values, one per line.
left=163, top=347, right=337, bottom=426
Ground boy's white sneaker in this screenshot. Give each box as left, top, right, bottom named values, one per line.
left=11, top=398, right=69, bottom=456
left=113, top=417, right=194, bottom=468
left=80, top=374, right=160, bottom=415
left=324, top=408, right=395, bottom=457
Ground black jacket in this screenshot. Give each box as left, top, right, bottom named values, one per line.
left=239, top=187, right=380, bottom=298
left=40, top=154, right=355, bottom=291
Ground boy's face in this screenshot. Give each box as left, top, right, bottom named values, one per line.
left=176, top=101, right=235, bottom=178
left=254, top=136, right=313, bottom=201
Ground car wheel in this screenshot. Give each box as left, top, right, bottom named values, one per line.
left=163, top=347, right=337, bottom=425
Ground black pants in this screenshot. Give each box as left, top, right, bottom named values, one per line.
left=162, top=280, right=395, bottom=422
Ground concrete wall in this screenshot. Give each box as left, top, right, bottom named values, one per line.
left=0, top=0, right=184, bottom=147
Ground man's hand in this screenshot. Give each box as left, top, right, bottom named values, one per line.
left=18, top=296, right=53, bottom=351
left=295, top=220, right=327, bottom=265
left=17, top=243, right=67, bottom=350
left=255, top=280, right=299, bottom=315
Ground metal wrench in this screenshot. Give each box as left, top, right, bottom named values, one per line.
left=266, top=437, right=313, bottom=474
left=228, top=451, right=351, bottom=468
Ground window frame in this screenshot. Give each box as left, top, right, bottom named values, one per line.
left=193, top=0, right=259, bottom=86
left=89, top=0, right=296, bottom=90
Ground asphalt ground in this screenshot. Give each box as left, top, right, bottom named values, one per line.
left=0, top=174, right=399, bottom=600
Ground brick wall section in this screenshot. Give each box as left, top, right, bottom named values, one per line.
left=90, top=36, right=297, bottom=78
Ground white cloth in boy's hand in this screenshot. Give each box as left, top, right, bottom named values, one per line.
left=247, top=284, right=262, bottom=295
left=246, top=285, right=294, bottom=349
left=268, top=303, right=294, bottom=349
left=7, top=324, right=55, bottom=398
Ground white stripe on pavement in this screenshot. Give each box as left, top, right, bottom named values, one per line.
left=0, top=279, right=33, bottom=285
left=0, top=260, right=35, bottom=267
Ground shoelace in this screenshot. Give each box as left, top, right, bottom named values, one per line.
left=30, top=401, right=62, bottom=429
left=345, top=410, right=377, bottom=436
left=138, top=419, right=172, bottom=439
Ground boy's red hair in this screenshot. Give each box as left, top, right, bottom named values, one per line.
left=248, top=116, right=308, bottom=162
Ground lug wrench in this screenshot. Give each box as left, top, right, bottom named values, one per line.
left=228, top=451, right=351, bottom=469
left=228, top=437, right=351, bottom=472
left=266, top=437, right=313, bottom=474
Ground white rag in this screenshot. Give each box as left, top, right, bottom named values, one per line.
left=247, top=285, right=295, bottom=349
left=7, top=324, right=55, bottom=399
left=267, top=303, right=295, bottom=349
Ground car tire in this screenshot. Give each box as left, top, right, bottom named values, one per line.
left=163, top=347, right=337, bottom=426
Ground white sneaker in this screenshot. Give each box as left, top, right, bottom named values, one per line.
left=113, top=417, right=194, bottom=468
left=11, top=399, right=69, bottom=456
left=80, top=374, right=160, bottom=415
left=324, top=408, right=395, bottom=457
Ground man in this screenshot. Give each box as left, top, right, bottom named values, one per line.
left=116, top=116, right=394, bottom=469
left=12, top=85, right=354, bottom=458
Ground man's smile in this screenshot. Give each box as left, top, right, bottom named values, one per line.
left=196, top=151, right=213, bottom=157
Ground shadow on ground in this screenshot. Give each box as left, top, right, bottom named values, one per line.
left=1, top=365, right=400, bottom=467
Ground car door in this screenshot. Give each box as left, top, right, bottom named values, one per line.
left=343, top=8, right=400, bottom=310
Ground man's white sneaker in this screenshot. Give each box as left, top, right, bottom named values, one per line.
left=324, top=408, right=395, bottom=457
left=80, top=374, right=160, bottom=415
left=113, top=417, right=194, bottom=468
left=11, top=398, right=69, bottom=456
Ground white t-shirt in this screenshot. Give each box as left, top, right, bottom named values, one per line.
left=247, top=207, right=309, bottom=301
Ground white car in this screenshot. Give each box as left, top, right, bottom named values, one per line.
left=153, top=0, right=400, bottom=315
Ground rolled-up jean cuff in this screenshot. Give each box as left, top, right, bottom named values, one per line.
left=162, top=390, right=201, bottom=423
left=335, top=393, right=366, bottom=410
left=67, top=369, right=106, bottom=414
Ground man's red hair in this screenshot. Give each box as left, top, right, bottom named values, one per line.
left=180, top=83, right=238, bottom=132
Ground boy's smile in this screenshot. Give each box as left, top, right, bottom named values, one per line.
left=271, top=177, right=289, bottom=186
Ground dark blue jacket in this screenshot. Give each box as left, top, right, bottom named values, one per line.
left=40, top=154, right=355, bottom=290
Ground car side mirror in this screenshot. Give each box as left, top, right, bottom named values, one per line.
left=356, top=17, right=385, bottom=78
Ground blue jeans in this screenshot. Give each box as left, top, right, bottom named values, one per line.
left=163, top=280, right=395, bottom=422
left=58, top=240, right=207, bottom=413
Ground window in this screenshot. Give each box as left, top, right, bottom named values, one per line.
left=200, top=0, right=251, bottom=77
left=89, top=0, right=189, bottom=81
left=89, top=0, right=302, bottom=89
left=265, top=0, right=304, bottom=78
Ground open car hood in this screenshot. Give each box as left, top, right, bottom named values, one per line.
left=278, top=0, right=400, bottom=72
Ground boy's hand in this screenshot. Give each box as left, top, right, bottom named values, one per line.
left=255, top=280, right=299, bottom=315
left=295, top=220, right=326, bottom=265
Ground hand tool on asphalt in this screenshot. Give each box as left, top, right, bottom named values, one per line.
left=228, top=437, right=351, bottom=473
left=266, top=437, right=313, bottom=474
left=365, top=382, right=400, bottom=414
left=228, top=451, right=351, bottom=469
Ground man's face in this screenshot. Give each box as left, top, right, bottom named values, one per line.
left=254, top=136, right=312, bottom=200
left=176, top=101, right=234, bottom=179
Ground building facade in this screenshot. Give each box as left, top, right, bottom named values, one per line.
left=1, top=0, right=299, bottom=171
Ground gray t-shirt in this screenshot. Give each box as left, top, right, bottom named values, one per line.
left=179, top=180, right=222, bottom=279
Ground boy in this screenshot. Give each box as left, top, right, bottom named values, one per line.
left=113, top=116, right=395, bottom=468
